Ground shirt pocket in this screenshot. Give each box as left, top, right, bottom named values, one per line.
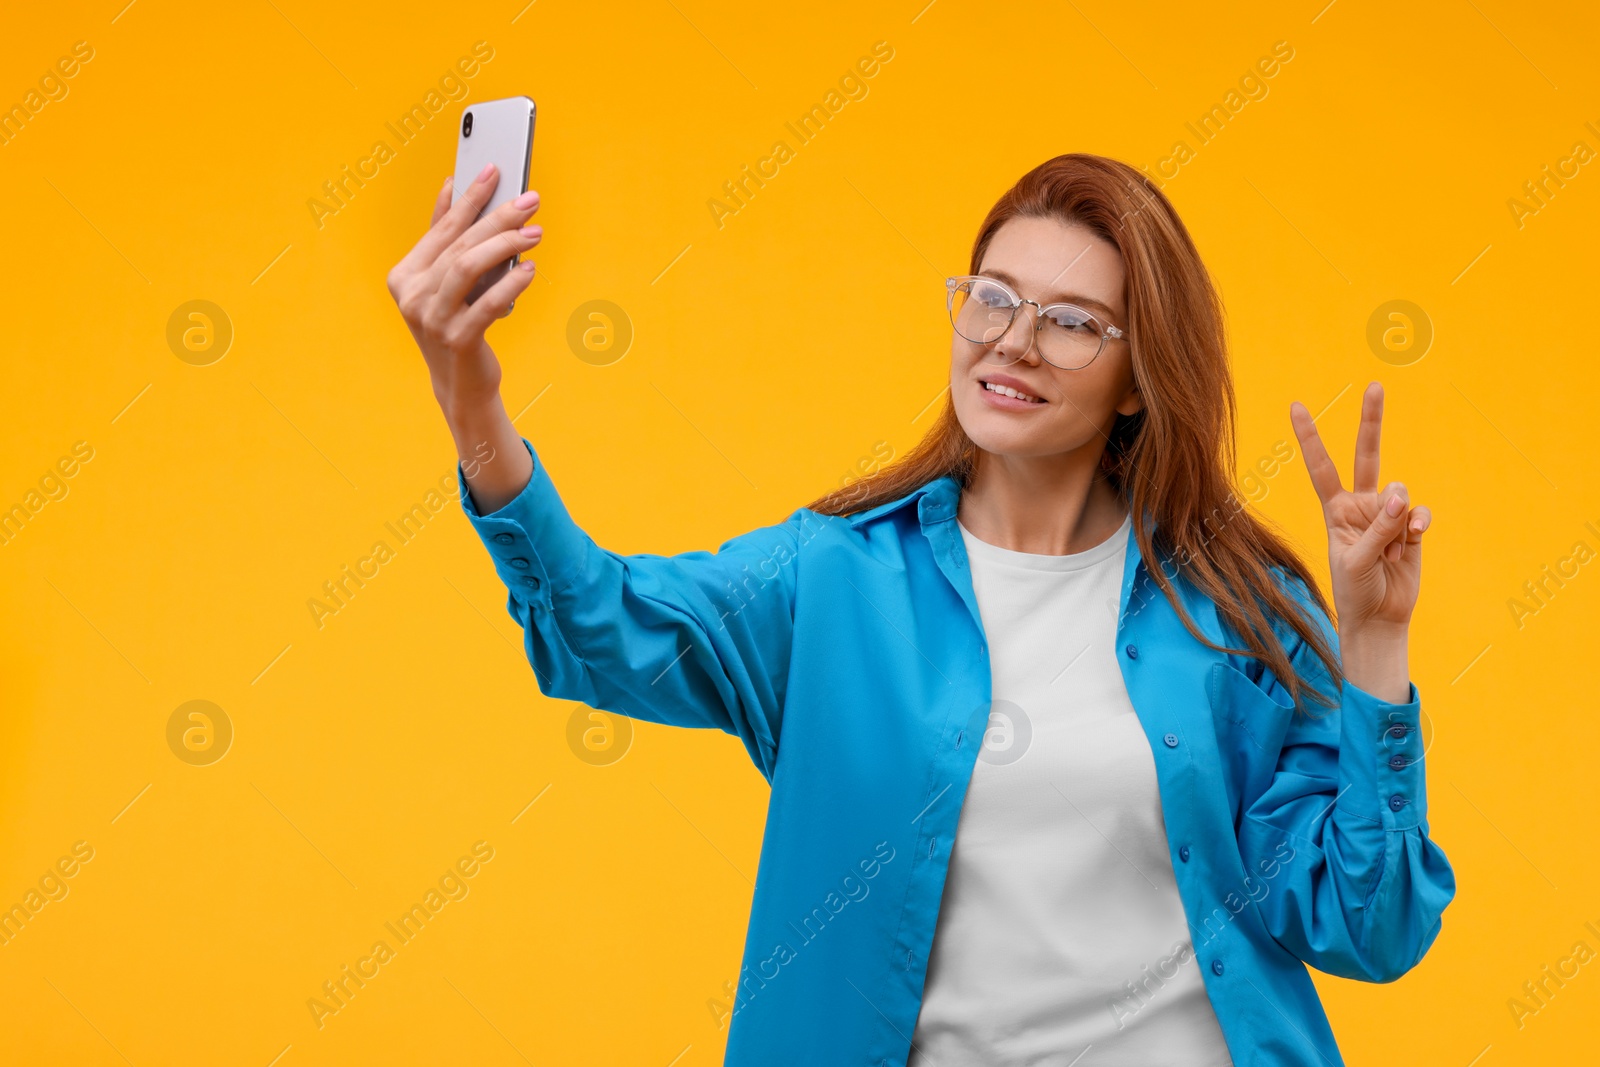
left=1207, top=660, right=1296, bottom=823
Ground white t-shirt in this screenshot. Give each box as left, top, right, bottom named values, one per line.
left=907, top=512, right=1233, bottom=1067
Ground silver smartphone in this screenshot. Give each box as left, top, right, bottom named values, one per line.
left=452, top=95, right=536, bottom=306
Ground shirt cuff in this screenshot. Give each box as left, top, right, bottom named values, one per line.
left=457, top=436, right=592, bottom=614
left=1336, top=677, right=1427, bottom=830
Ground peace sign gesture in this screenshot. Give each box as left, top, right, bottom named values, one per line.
left=1289, top=382, right=1431, bottom=640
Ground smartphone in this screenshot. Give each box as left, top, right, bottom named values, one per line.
left=452, top=95, right=536, bottom=306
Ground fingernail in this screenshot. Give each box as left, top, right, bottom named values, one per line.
left=477, top=162, right=496, bottom=181
left=513, top=190, right=539, bottom=209
left=1386, top=494, right=1403, bottom=516
left=517, top=260, right=535, bottom=271
left=520, top=224, right=542, bottom=237
left=442, top=175, right=453, bottom=190
left=1410, top=518, right=1423, bottom=531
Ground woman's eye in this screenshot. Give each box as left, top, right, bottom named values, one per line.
left=1045, top=309, right=1093, bottom=331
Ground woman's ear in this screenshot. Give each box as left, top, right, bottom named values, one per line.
left=1115, top=384, right=1144, bottom=417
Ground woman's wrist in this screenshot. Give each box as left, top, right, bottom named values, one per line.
left=1338, top=623, right=1411, bottom=704
left=432, top=373, right=500, bottom=428
left=439, top=390, right=504, bottom=440
left=440, top=392, right=535, bottom=515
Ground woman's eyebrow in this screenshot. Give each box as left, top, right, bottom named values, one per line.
left=982, top=268, right=1119, bottom=319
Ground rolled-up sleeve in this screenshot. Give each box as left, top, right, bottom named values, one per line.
left=457, top=436, right=805, bottom=780
left=1235, top=571, right=1456, bottom=984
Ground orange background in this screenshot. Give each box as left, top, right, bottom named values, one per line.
left=2, top=1, right=1597, bottom=1063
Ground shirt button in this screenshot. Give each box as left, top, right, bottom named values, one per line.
left=1388, top=724, right=1408, bottom=739
left=1125, top=644, right=1139, bottom=660
left=508, top=557, right=531, bottom=570
left=1212, top=959, right=1225, bottom=976
left=491, top=533, right=514, bottom=545
left=1163, top=733, right=1179, bottom=748
left=1388, top=754, right=1409, bottom=770
left=523, top=575, right=541, bottom=589
left=1389, top=794, right=1408, bottom=811
left=1178, top=845, right=1190, bottom=862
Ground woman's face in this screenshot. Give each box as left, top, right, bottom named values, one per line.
left=949, top=215, right=1143, bottom=461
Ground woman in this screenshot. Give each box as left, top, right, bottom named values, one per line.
left=388, top=153, right=1455, bottom=1066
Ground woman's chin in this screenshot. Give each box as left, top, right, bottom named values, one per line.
left=962, top=423, right=1058, bottom=459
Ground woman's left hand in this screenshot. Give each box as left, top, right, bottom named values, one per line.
left=1289, top=381, right=1430, bottom=640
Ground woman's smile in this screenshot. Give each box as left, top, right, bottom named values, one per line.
left=977, top=373, right=1048, bottom=409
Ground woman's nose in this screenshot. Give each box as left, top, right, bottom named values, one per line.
left=988, top=306, right=1042, bottom=365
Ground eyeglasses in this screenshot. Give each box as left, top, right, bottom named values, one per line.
left=946, top=275, right=1129, bottom=370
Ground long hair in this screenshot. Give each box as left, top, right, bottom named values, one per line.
left=803, top=153, right=1341, bottom=712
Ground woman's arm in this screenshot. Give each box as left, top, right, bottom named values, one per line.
left=456, top=431, right=807, bottom=779
left=1232, top=579, right=1454, bottom=983
left=1232, top=381, right=1455, bottom=981
left=385, top=166, right=805, bottom=779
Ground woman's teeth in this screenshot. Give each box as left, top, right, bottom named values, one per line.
left=983, top=381, right=1043, bottom=403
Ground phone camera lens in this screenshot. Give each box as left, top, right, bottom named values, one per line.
left=462, top=112, right=473, bottom=137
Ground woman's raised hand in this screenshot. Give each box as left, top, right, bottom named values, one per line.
left=386, top=162, right=542, bottom=419
left=388, top=161, right=541, bottom=515
left=1290, top=383, right=1429, bottom=702
left=1290, top=382, right=1430, bottom=636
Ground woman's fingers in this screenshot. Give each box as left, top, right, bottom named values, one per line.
left=445, top=188, right=540, bottom=265
left=1406, top=503, right=1431, bottom=538
left=424, top=190, right=540, bottom=307
left=1289, top=400, right=1344, bottom=505
left=1351, top=480, right=1409, bottom=570
left=386, top=165, right=543, bottom=369
left=388, top=180, right=457, bottom=305
left=1352, top=382, right=1383, bottom=495
left=458, top=259, right=538, bottom=336
left=1389, top=503, right=1431, bottom=561
left=398, top=164, right=503, bottom=280
left=429, top=175, right=454, bottom=227
left=436, top=224, right=543, bottom=309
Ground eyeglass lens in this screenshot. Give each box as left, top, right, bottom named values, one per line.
left=949, top=277, right=1104, bottom=369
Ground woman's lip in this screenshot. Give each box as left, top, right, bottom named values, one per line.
left=977, top=379, right=1048, bottom=409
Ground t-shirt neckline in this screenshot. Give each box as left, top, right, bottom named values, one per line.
left=956, top=510, right=1131, bottom=573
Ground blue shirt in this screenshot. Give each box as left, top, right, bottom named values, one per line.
left=458, top=437, right=1456, bottom=1067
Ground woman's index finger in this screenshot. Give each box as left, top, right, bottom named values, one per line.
left=430, top=175, right=454, bottom=227
left=1289, top=399, right=1344, bottom=504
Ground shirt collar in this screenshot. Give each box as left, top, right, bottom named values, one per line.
left=846, top=473, right=1150, bottom=540
left=844, top=473, right=1160, bottom=622
left=842, top=475, right=958, bottom=529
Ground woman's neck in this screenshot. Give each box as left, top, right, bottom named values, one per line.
left=957, top=450, right=1129, bottom=556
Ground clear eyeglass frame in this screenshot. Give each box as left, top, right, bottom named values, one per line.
left=945, top=274, right=1130, bottom=370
